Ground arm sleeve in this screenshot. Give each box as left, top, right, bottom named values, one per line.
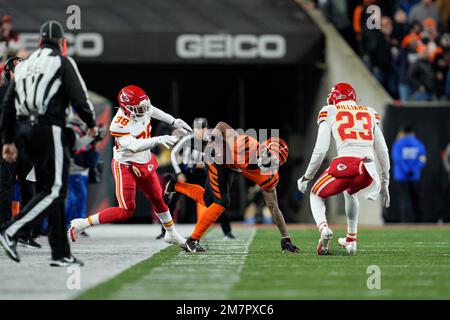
left=373, top=125, right=390, bottom=184
left=116, top=135, right=160, bottom=153
left=171, top=134, right=192, bottom=174
left=149, top=105, right=175, bottom=125
left=418, top=142, right=427, bottom=167
left=304, top=122, right=332, bottom=179
left=1, top=80, right=17, bottom=144
left=62, top=57, right=96, bottom=128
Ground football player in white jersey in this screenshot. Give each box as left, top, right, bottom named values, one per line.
left=68, top=85, right=191, bottom=247
left=297, top=83, right=390, bottom=255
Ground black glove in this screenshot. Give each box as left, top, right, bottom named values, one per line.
left=281, top=237, right=300, bottom=253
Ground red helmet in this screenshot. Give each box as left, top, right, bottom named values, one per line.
left=327, top=83, right=357, bottom=105
left=118, top=85, right=151, bottom=118
left=258, top=137, right=289, bottom=169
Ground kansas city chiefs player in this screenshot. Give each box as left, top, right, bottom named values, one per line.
left=297, top=83, right=390, bottom=255
left=68, top=85, right=190, bottom=247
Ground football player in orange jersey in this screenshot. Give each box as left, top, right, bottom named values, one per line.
left=164, top=121, right=300, bottom=253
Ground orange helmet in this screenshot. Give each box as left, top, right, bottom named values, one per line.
left=233, top=135, right=259, bottom=167
left=258, top=137, right=289, bottom=170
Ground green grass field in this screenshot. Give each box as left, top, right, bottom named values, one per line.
left=77, top=226, right=450, bottom=300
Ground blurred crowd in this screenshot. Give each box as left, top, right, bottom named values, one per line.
left=316, top=0, right=450, bottom=102
left=0, top=14, right=28, bottom=83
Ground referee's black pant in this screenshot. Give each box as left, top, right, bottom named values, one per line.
left=5, top=123, right=71, bottom=259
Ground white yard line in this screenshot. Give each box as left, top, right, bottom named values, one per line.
left=0, top=225, right=194, bottom=300
left=111, top=227, right=256, bottom=300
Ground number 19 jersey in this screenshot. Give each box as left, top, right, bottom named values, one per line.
left=317, top=101, right=380, bottom=160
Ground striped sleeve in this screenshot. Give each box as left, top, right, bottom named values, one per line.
left=259, top=173, right=279, bottom=191
left=317, top=107, right=329, bottom=125
left=374, top=112, right=381, bottom=125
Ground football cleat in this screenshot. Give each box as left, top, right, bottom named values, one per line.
left=18, top=236, right=41, bottom=249
left=223, top=232, right=236, bottom=240
left=163, top=174, right=177, bottom=205
left=164, top=230, right=186, bottom=248
left=50, top=255, right=84, bottom=267
left=156, top=227, right=166, bottom=240
left=317, top=226, right=333, bottom=255
left=281, top=237, right=300, bottom=253
left=68, top=218, right=86, bottom=242
left=0, top=231, right=20, bottom=262
left=338, top=237, right=357, bottom=255
left=184, top=237, right=207, bottom=253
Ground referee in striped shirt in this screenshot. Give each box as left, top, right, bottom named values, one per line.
left=160, top=117, right=234, bottom=240
left=0, top=20, right=97, bottom=266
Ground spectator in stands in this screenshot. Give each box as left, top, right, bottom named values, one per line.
left=395, top=31, right=421, bottom=101
left=408, top=0, right=440, bottom=25
left=318, top=0, right=353, bottom=46
left=408, top=45, right=435, bottom=100
left=353, top=0, right=379, bottom=52
left=436, top=0, right=450, bottom=31
left=361, top=16, right=398, bottom=97
left=392, top=125, right=427, bottom=222
left=396, top=0, right=421, bottom=14
left=0, top=15, right=19, bottom=55
left=392, top=7, right=410, bottom=47
left=434, top=34, right=449, bottom=99
left=401, top=21, right=423, bottom=48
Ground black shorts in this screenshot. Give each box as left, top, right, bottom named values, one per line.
left=203, top=163, right=234, bottom=208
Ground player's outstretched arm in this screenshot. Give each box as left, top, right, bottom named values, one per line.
left=204, top=121, right=239, bottom=164
left=262, top=189, right=300, bottom=253
left=150, top=105, right=192, bottom=132
left=116, top=134, right=178, bottom=153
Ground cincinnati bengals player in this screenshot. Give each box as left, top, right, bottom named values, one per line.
left=68, top=85, right=191, bottom=247
left=298, top=83, right=390, bottom=255
left=164, top=122, right=300, bottom=253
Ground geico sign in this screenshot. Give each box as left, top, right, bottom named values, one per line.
left=19, top=33, right=103, bottom=57
left=176, top=34, right=286, bottom=59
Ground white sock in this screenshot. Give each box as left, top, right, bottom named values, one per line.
left=78, top=213, right=100, bottom=230
left=344, top=192, right=359, bottom=239
left=156, top=211, right=175, bottom=232
left=310, top=193, right=328, bottom=233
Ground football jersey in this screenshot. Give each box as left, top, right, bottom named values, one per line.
left=109, top=108, right=152, bottom=164
left=226, top=135, right=280, bottom=191
left=227, top=135, right=259, bottom=171
left=317, top=101, right=380, bottom=160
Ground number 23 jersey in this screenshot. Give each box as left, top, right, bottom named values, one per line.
left=317, top=101, right=380, bottom=160
left=109, top=108, right=152, bottom=164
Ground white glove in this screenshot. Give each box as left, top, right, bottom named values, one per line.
left=297, top=176, right=310, bottom=194
left=172, top=118, right=192, bottom=134
left=381, top=182, right=390, bottom=208
left=156, top=135, right=178, bottom=149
